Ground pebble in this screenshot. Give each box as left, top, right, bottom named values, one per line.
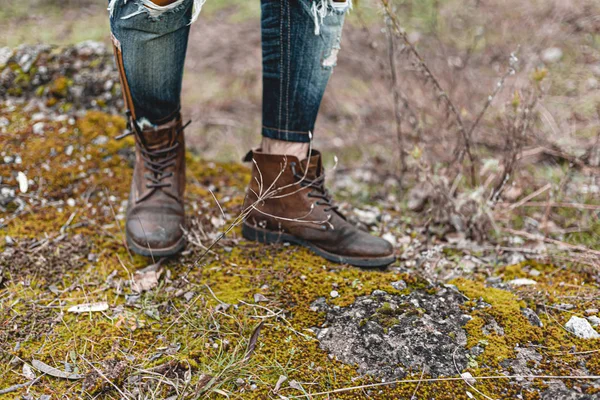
left=486, top=276, right=502, bottom=284
left=508, top=278, right=537, bottom=286
left=461, top=372, right=476, bottom=385
left=0, top=47, right=12, bottom=66
left=390, top=280, right=407, bottom=291
left=67, top=198, right=76, bottom=207
left=32, top=122, right=45, bottom=135
left=541, top=47, right=563, bottom=64
left=564, top=316, right=600, bottom=339
left=353, top=208, right=379, bottom=225
left=585, top=309, right=599, bottom=315
left=371, top=290, right=388, bottom=297
left=382, top=232, right=396, bottom=246
left=330, top=290, right=339, bottom=298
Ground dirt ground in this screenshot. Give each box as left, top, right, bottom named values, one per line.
left=1, top=0, right=600, bottom=399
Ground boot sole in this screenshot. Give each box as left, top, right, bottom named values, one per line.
left=242, top=223, right=396, bottom=268
left=126, top=234, right=186, bottom=258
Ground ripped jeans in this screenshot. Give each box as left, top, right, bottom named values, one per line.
left=108, top=0, right=350, bottom=143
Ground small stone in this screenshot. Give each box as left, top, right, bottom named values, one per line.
left=587, top=316, right=600, bottom=327
left=353, top=208, right=379, bottom=225
left=371, top=290, right=388, bottom=297
left=556, top=303, right=574, bottom=310
left=461, top=372, right=476, bottom=385
left=330, top=290, right=339, bottom=298
left=585, top=309, right=599, bottom=316
left=486, top=276, right=502, bottom=284
left=16, top=171, right=28, bottom=193
left=508, top=278, right=537, bottom=286
left=32, top=122, right=45, bottom=135
left=5, top=236, right=14, bottom=246
left=459, top=314, right=473, bottom=326
left=67, top=198, right=76, bottom=207
left=541, top=47, right=563, bottom=64
left=382, top=232, right=396, bottom=246
left=528, top=269, right=541, bottom=277
left=390, top=280, right=407, bottom=291
left=91, top=135, right=109, bottom=146
left=564, top=316, right=600, bottom=339
left=586, top=78, right=598, bottom=90
left=0, top=47, right=12, bottom=67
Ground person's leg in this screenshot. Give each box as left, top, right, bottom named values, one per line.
left=243, top=0, right=395, bottom=268
left=260, top=0, right=350, bottom=160
left=108, top=0, right=199, bottom=257
left=109, top=0, right=197, bottom=125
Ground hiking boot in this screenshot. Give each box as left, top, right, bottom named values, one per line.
left=242, top=149, right=395, bottom=268
left=124, top=114, right=187, bottom=257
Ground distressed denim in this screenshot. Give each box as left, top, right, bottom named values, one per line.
left=109, top=0, right=349, bottom=141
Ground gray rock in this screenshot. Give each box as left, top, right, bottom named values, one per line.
left=313, top=284, right=469, bottom=378
left=564, top=316, right=600, bottom=339
left=587, top=316, right=600, bottom=327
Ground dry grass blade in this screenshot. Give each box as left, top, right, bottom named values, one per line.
left=0, top=381, right=35, bottom=395
left=288, top=374, right=600, bottom=398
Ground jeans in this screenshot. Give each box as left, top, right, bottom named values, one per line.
left=109, top=0, right=350, bottom=142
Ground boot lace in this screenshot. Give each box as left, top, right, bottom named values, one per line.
left=116, top=111, right=190, bottom=190
left=290, top=162, right=339, bottom=214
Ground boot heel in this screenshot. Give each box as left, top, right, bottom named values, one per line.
left=242, top=223, right=271, bottom=243
left=242, top=223, right=293, bottom=244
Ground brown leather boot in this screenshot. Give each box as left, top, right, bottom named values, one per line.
left=242, top=149, right=395, bottom=268
left=124, top=115, right=187, bottom=257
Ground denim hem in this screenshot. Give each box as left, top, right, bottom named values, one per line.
left=262, top=126, right=312, bottom=143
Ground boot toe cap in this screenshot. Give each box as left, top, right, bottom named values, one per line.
left=359, top=233, right=395, bottom=258
left=126, top=210, right=184, bottom=251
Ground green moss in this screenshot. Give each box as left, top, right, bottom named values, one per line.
left=2, top=107, right=600, bottom=399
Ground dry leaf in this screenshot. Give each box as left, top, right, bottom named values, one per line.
left=67, top=302, right=109, bottom=313
left=131, top=262, right=163, bottom=293
left=274, top=375, right=287, bottom=393
left=22, top=364, right=36, bottom=380
left=253, top=293, right=269, bottom=303
left=31, top=359, right=84, bottom=380
left=289, top=380, right=303, bottom=391
left=244, top=321, right=265, bottom=361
